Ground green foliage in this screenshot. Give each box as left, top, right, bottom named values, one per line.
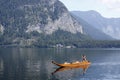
left=1, top=27, right=120, bottom=48
left=70, top=40, right=120, bottom=48
left=28, top=30, right=120, bottom=48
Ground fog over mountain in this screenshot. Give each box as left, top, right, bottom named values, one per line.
left=71, top=12, right=113, bottom=40
left=71, top=10, right=120, bottom=39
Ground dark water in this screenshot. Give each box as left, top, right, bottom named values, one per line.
left=0, top=48, right=120, bottom=80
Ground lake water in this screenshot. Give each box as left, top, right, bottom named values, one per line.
left=0, top=48, right=120, bottom=80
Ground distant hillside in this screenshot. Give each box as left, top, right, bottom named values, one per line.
left=71, top=11, right=114, bottom=40
left=71, top=10, right=120, bottom=39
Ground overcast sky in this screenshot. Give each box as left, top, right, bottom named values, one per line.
left=59, top=0, right=120, bottom=18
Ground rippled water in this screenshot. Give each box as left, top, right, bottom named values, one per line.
left=0, top=48, right=120, bottom=80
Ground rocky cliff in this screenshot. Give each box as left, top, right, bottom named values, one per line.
left=0, top=24, right=4, bottom=35
left=0, top=0, right=86, bottom=47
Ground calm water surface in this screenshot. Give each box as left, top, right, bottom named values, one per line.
left=0, top=48, right=120, bottom=80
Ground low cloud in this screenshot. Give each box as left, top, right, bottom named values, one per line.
left=100, top=0, right=120, bottom=9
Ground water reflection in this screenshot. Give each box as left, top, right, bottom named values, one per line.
left=0, top=48, right=120, bottom=80
left=0, top=58, right=4, bottom=77
left=52, top=64, right=90, bottom=75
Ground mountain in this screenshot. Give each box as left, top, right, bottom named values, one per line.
left=71, top=11, right=113, bottom=40
left=71, top=10, right=120, bottom=39
left=0, top=0, right=90, bottom=47
left=0, top=24, right=4, bottom=35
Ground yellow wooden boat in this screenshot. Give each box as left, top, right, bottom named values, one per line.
left=52, top=60, right=91, bottom=68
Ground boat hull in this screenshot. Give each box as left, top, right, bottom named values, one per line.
left=52, top=61, right=91, bottom=68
